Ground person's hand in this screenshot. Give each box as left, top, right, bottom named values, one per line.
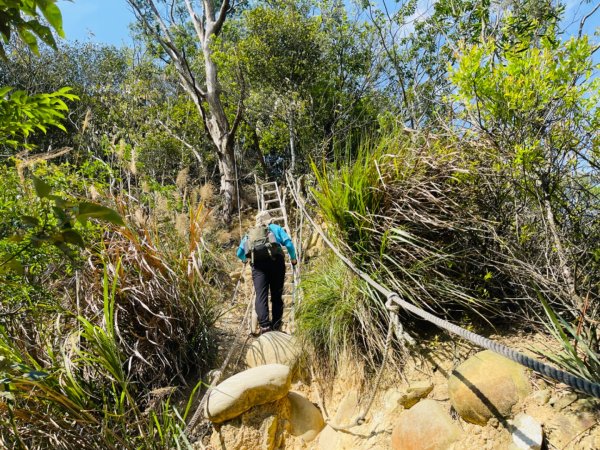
left=291, top=259, right=298, bottom=266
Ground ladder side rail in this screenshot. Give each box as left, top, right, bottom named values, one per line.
left=254, top=174, right=261, bottom=211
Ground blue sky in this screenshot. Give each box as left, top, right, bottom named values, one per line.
left=57, top=0, right=599, bottom=48
left=58, top=0, right=135, bottom=46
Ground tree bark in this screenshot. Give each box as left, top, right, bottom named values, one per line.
left=288, top=110, right=296, bottom=173
left=250, top=126, right=269, bottom=178
left=128, top=0, right=242, bottom=221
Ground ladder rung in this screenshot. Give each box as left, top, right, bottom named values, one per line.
left=262, top=182, right=278, bottom=187
left=271, top=216, right=285, bottom=222
left=263, top=190, right=279, bottom=196
left=264, top=198, right=279, bottom=204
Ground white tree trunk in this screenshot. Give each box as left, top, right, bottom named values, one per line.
left=128, top=0, right=242, bottom=221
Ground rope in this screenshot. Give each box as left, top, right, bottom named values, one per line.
left=328, top=308, right=397, bottom=431
left=186, top=268, right=253, bottom=433
left=285, top=172, right=600, bottom=400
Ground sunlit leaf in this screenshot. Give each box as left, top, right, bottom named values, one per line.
left=77, top=202, right=125, bottom=226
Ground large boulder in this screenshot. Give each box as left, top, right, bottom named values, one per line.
left=288, top=391, right=325, bottom=442
left=246, top=331, right=301, bottom=370
left=204, top=364, right=292, bottom=423
left=391, top=399, right=462, bottom=450
left=448, top=350, right=531, bottom=425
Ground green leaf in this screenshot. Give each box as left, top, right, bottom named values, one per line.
left=38, top=1, right=64, bottom=38
left=16, top=24, right=39, bottom=54
left=0, top=86, right=12, bottom=97
left=3, top=259, right=24, bottom=275
left=61, top=229, right=85, bottom=248
left=77, top=202, right=124, bottom=226
left=21, top=215, right=40, bottom=227
left=32, top=175, right=51, bottom=198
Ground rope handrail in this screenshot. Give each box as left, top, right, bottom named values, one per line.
left=284, top=172, right=600, bottom=399
left=185, top=269, right=254, bottom=433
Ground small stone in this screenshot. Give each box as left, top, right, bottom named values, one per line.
left=532, top=389, right=551, bottom=406
left=488, top=417, right=500, bottom=428
left=511, top=413, right=543, bottom=450
left=554, top=393, right=578, bottom=411
left=399, top=381, right=434, bottom=409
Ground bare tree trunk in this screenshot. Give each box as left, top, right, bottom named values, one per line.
left=217, top=137, right=237, bottom=218
left=250, top=126, right=269, bottom=178
left=128, top=0, right=243, bottom=221
left=289, top=111, right=296, bottom=173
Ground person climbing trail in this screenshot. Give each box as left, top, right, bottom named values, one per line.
left=237, top=211, right=297, bottom=334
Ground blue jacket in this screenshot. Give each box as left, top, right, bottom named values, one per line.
left=237, top=223, right=297, bottom=263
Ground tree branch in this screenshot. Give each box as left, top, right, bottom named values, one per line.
left=213, top=0, right=230, bottom=36
left=184, top=0, right=205, bottom=41
left=156, top=118, right=204, bottom=165
left=579, top=3, right=600, bottom=39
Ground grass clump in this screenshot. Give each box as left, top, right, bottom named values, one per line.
left=313, top=133, right=501, bottom=317
left=296, top=252, right=397, bottom=374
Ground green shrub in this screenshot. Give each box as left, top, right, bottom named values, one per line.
left=296, top=252, right=396, bottom=373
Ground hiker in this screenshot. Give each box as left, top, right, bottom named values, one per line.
left=237, top=211, right=297, bottom=334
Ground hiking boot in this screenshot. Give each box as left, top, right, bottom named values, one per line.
left=260, top=326, right=272, bottom=334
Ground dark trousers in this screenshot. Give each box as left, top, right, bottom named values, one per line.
left=252, top=253, right=286, bottom=329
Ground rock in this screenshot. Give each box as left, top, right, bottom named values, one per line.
left=572, top=397, right=600, bottom=412
left=448, top=350, right=531, bottom=425
left=246, top=331, right=301, bottom=370
left=545, top=410, right=598, bottom=448
left=531, top=389, right=551, bottom=406
left=288, top=391, right=325, bottom=442
left=398, top=381, right=434, bottom=409
left=209, top=397, right=291, bottom=450
left=318, top=391, right=360, bottom=450
left=511, top=413, right=543, bottom=450
left=391, top=399, right=462, bottom=450
left=205, top=364, right=292, bottom=423
left=553, top=392, right=578, bottom=411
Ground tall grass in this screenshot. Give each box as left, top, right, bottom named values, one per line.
left=537, top=294, right=600, bottom=384
left=0, top=260, right=205, bottom=449
left=296, top=252, right=398, bottom=375
left=307, top=128, right=600, bottom=382
left=312, top=133, right=499, bottom=315
left=0, top=161, right=227, bottom=446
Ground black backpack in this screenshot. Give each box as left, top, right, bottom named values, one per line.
left=244, top=225, right=282, bottom=263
